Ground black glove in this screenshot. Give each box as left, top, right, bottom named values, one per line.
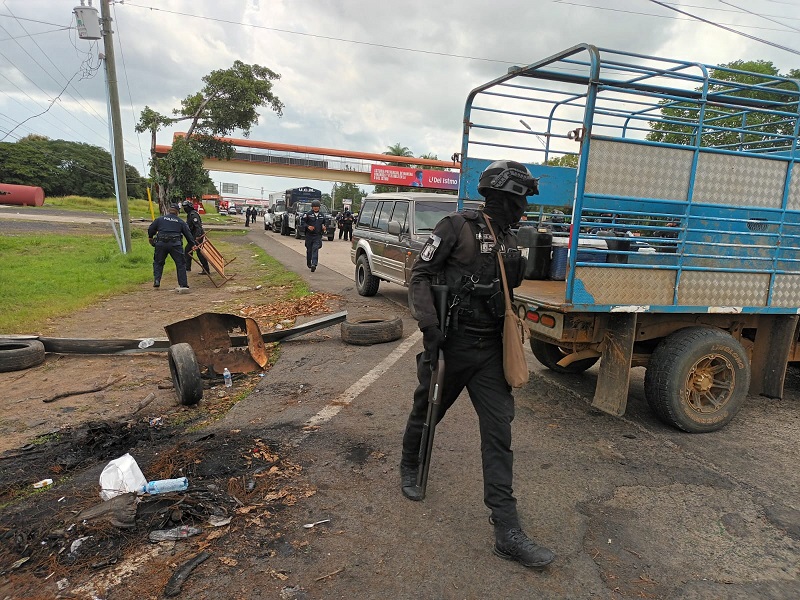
left=149, top=237, right=156, bottom=247
left=421, top=325, right=445, bottom=360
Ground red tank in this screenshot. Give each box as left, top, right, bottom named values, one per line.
left=0, top=184, right=45, bottom=206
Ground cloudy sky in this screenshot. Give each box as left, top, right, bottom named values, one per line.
left=2, top=0, right=800, bottom=200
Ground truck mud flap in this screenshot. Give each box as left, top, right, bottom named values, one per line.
left=591, top=313, right=637, bottom=417
left=749, top=314, right=798, bottom=399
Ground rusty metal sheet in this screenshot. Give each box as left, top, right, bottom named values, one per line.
left=164, top=313, right=267, bottom=374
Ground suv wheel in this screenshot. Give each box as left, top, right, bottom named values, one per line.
left=355, top=254, right=380, bottom=296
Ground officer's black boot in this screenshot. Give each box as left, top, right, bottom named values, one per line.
left=400, top=466, right=422, bottom=501
left=494, top=525, right=555, bottom=568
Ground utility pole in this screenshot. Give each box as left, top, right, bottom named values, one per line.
left=100, top=0, right=131, bottom=253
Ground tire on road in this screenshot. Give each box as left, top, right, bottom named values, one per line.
left=280, top=216, right=288, bottom=236
left=529, top=338, right=599, bottom=374
left=341, top=317, right=403, bottom=346
left=167, top=343, right=203, bottom=406
left=0, top=339, right=46, bottom=372
left=355, top=254, right=380, bottom=296
left=644, top=326, right=749, bottom=433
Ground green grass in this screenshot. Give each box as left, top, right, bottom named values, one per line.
left=45, top=195, right=155, bottom=220
left=0, top=230, right=154, bottom=334
left=44, top=195, right=241, bottom=224
left=0, top=230, right=308, bottom=335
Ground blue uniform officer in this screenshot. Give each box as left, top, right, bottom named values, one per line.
left=147, top=203, right=196, bottom=288
left=302, top=200, right=327, bottom=272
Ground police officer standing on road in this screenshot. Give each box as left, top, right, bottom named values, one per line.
left=340, top=208, right=354, bottom=242
left=182, top=200, right=210, bottom=275
left=400, top=160, right=555, bottom=569
left=302, top=200, right=327, bottom=272
left=148, top=203, right=196, bottom=289
left=245, top=206, right=252, bottom=227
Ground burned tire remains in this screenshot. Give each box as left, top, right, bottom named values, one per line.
left=0, top=339, right=46, bottom=372
left=644, top=326, right=749, bottom=433
left=168, top=343, right=203, bottom=406
left=341, top=317, right=403, bottom=346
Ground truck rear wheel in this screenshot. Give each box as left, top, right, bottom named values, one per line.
left=280, top=217, right=288, bottom=236
left=355, top=254, right=380, bottom=296
left=529, top=338, right=599, bottom=374
left=294, top=224, right=302, bottom=239
left=644, top=327, right=749, bottom=433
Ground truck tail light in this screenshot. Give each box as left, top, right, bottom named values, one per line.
left=526, top=311, right=540, bottom=323
left=540, top=314, right=556, bottom=328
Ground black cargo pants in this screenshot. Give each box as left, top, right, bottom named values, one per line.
left=153, top=241, right=188, bottom=287
left=401, top=328, right=519, bottom=528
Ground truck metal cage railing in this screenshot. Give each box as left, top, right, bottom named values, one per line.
left=459, top=44, right=800, bottom=313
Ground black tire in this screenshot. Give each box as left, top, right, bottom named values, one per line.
left=280, top=217, right=288, bottom=236
left=328, top=233, right=335, bottom=241
left=0, top=339, right=45, bottom=372
left=355, top=254, right=380, bottom=296
left=341, top=317, right=403, bottom=346
left=167, top=343, right=203, bottom=406
left=294, top=224, right=302, bottom=239
left=644, top=327, right=749, bottom=433
left=529, top=338, right=599, bottom=374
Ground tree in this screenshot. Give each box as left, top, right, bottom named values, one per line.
left=384, top=143, right=414, bottom=160
left=136, top=61, right=283, bottom=213
left=544, top=154, right=579, bottom=168
left=331, top=182, right=366, bottom=212
left=646, top=60, right=799, bottom=151
left=0, top=137, right=146, bottom=198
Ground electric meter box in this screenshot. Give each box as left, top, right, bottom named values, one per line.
left=74, top=5, right=101, bottom=40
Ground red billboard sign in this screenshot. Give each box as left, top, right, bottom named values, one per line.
left=370, top=165, right=459, bottom=191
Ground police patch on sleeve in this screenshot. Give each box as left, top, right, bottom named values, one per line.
left=419, top=234, right=442, bottom=261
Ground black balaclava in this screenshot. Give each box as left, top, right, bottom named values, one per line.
left=482, top=190, right=527, bottom=230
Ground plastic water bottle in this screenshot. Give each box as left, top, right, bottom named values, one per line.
left=149, top=525, right=202, bottom=542
left=142, top=477, right=188, bottom=495
left=138, top=338, right=155, bottom=349
left=223, top=368, right=233, bottom=388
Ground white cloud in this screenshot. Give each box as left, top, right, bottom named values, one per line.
left=1, top=0, right=799, bottom=196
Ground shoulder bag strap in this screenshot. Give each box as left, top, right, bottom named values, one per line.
left=484, top=217, right=513, bottom=312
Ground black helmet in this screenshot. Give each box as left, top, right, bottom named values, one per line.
left=181, top=200, right=194, bottom=211
left=311, top=200, right=321, bottom=208
left=477, top=160, right=539, bottom=197
left=169, top=203, right=180, bottom=212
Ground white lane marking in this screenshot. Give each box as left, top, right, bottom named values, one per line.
left=302, top=329, right=423, bottom=430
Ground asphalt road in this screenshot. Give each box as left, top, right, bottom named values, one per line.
left=5, top=206, right=799, bottom=598
left=236, top=225, right=800, bottom=599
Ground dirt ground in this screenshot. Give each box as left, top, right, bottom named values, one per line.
left=3, top=212, right=800, bottom=600
left=0, top=219, right=347, bottom=598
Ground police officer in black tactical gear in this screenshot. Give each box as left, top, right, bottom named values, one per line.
left=400, top=160, right=555, bottom=569
left=147, top=203, right=196, bottom=289
left=182, top=200, right=210, bottom=275
left=302, top=200, right=327, bottom=272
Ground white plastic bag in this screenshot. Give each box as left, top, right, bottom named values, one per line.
left=98, top=453, right=147, bottom=500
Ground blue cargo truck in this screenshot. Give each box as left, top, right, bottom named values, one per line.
left=459, top=44, right=800, bottom=432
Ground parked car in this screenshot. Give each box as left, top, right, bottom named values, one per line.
left=350, top=193, right=478, bottom=296
left=228, top=206, right=237, bottom=215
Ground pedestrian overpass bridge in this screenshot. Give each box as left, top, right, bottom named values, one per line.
left=155, top=134, right=460, bottom=185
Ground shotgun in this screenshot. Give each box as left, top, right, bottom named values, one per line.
left=416, top=284, right=449, bottom=500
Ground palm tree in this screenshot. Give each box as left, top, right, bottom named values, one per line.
left=384, top=143, right=414, bottom=162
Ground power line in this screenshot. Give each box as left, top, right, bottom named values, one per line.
left=0, top=13, right=71, bottom=28
left=552, top=0, right=800, bottom=32
left=718, top=0, right=800, bottom=34
left=113, top=1, right=148, bottom=176
left=120, top=1, right=518, bottom=65
left=0, top=19, right=112, bottom=140
left=646, top=0, right=800, bottom=56
left=0, top=26, right=70, bottom=42
left=0, top=68, right=81, bottom=142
